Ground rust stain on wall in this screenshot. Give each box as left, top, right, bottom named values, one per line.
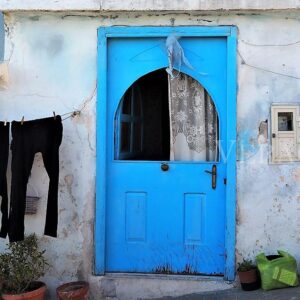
left=292, top=168, right=300, bottom=182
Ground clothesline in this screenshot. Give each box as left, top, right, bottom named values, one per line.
left=237, top=49, right=300, bottom=80
left=2, top=83, right=97, bottom=124
left=1, top=110, right=81, bottom=125
left=61, top=110, right=81, bottom=121
left=3, top=84, right=96, bottom=124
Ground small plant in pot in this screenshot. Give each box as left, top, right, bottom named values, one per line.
left=0, top=234, right=48, bottom=300
left=237, top=259, right=260, bottom=291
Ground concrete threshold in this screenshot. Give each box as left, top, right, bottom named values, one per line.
left=89, top=273, right=235, bottom=300
left=105, top=272, right=226, bottom=281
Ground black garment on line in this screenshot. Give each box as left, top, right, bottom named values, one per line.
left=0, top=122, right=9, bottom=238
left=8, top=116, right=63, bottom=242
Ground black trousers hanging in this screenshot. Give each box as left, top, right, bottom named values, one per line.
left=0, top=122, right=9, bottom=238
left=8, top=116, right=63, bottom=242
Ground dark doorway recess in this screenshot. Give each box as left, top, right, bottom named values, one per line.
left=115, top=69, right=170, bottom=161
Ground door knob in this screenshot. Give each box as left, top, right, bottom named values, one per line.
left=161, top=163, right=169, bottom=171
left=205, top=165, right=217, bottom=189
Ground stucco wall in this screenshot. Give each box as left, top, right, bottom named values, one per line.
left=2, top=0, right=300, bottom=11
left=0, top=13, right=4, bottom=60
left=2, top=10, right=300, bottom=299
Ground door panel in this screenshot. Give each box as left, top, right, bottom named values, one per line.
left=106, top=36, right=227, bottom=274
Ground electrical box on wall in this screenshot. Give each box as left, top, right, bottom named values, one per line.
left=271, top=105, right=300, bottom=163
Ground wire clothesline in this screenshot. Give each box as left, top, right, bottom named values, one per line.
left=2, top=83, right=97, bottom=124
left=2, top=110, right=80, bottom=125
left=2, top=37, right=300, bottom=124
left=237, top=49, right=300, bottom=80
left=61, top=83, right=97, bottom=121
left=61, top=110, right=81, bottom=121
left=240, top=39, right=300, bottom=47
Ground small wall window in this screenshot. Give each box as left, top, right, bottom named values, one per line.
left=271, top=105, right=299, bottom=163
left=278, top=112, right=293, bottom=131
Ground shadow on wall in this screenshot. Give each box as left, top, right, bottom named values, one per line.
left=0, top=12, right=3, bottom=60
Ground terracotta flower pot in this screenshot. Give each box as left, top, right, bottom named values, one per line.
left=56, top=281, right=89, bottom=300
left=1, top=282, right=47, bottom=300
left=238, top=268, right=260, bottom=291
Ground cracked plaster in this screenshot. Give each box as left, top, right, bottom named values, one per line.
left=1, top=9, right=300, bottom=299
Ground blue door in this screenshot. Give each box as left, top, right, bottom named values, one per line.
left=104, top=29, right=232, bottom=275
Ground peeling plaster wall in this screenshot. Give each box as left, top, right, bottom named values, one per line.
left=2, top=10, right=300, bottom=298
left=2, top=0, right=300, bottom=11
left=0, top=13, right=4, bottom=60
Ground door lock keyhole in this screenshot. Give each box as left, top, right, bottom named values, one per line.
left=161, top=163, right=169, bottom=171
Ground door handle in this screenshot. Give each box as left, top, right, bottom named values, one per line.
left=205, top=165, right=217, bottom=189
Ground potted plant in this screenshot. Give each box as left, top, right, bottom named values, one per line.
left=56, top=281, right=89, bottom=300
left=0, top=234, right=48, bottom=300
left=237, top=259, right=260, bottom=291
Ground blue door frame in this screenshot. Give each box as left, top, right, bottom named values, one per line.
left=95, top=26, right=237, bottom=280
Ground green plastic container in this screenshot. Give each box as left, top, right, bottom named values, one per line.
left=256, top=250, right=299, bottom=291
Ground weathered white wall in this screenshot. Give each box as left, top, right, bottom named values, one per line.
left=2, top=0, right=300, bottom=11
left=2, top=9, right=300, bottom=299
left=1, top=12, right=98, bottom=298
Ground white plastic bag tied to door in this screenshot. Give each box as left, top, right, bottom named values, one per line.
left=165, top=34, right=194, bottom=79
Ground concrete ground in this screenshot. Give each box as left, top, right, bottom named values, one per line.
left=90, top=274, right=300, bottom=300
left=93, top=274, right=234, bottom=300
left=150, top=286, right=300, bottom=300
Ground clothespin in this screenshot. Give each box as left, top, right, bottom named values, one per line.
left=4, top=119, right=7, bottom=126
left=53, top=111, right=56, bottom=120
left=21, top=116, right=24, bottom=125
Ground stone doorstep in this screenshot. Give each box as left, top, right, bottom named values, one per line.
left=88, top=273, right=235, bottom=300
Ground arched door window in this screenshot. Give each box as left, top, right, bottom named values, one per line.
left=115, top=85, right=143, bottom=160
left=169, top=72, right=219, bottom=161
left=115, top=69, right=219, bottom=161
